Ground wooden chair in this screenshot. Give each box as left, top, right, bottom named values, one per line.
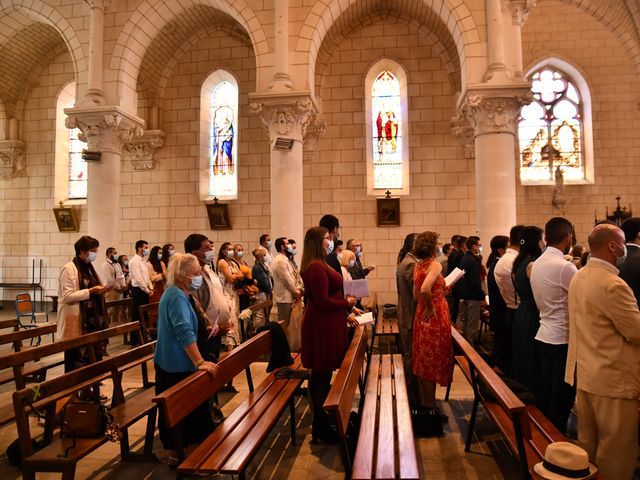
left=138, top=302, right=160, bottom=341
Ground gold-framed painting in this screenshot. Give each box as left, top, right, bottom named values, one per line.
left=53, top=207, right=79, bottom=232
left=206, top=200, right=231, bottom=230
left=377, top=197, right=400, bottom=226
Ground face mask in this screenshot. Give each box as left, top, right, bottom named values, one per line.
left=87, top=251, right=97, bottom=263
left=189, top=275, right=203, bottom=290
left=287, top=244, right=294, bottom=253
left=236, top=251, right=244, bottom=259
left=143, top=248, right=149, bottom=257
left=615, top=243, right=627, bottom=268
left=169, top=249, right=175, bottom=257
left=291, top=249, right=297, bottom=256
left=348, top=259, right=356, bottom=268
left=326, top=240, right=334, bottom=255
left=111, top=254, right=119, bottom=262
left=337, top=252, right=343, bottom=262
left=124, top=261, right=129, bottom=267
left=157, top=253, right=163, bottom=260
left=355, top=246, right=362, bottom=255
left=226, top=250, right=234, bottom=259
left=267, top=240, right=272, bottom=249
left=478, top=246, right=483, bottom=255
left=204, top=250, right=215, bottom=262
left=437, top=247, right=443, bottom=257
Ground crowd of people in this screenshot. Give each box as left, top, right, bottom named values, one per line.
left=54, top=213, right=640, bottom=478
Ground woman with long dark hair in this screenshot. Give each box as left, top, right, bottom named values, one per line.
left=300, top=226, right=357, bottom=444
left=161, top=243, right=175, bottom=269
left=147, top=245, right=166, bottom=326
left=217, top=241, right=244, bottom=346
left=511, top=226, right=544, bottom=393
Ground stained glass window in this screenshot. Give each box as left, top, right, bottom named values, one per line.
left=68, top=126, right=87, bottom=199
left=209, top=80, right=238, bottom=198
left=518, top=68, right=584, bottom=183
left=371, top=70, right=403, bottom=190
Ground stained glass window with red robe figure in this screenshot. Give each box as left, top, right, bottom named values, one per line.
left=371, top=70, right=403, bottom=189
left=518, top=67, right=584, bottom=183
left=68, top=126, right=87, bottom=199
left=209, top=79, right=238, bottom=198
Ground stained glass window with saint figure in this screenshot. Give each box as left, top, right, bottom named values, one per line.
left=209, top=80, right=238, bottom=198
left=372, top=70, right=402, bottom=189
left=518, top=67, right=584, bottom=183
left=68, top=126, right=87, bottom=199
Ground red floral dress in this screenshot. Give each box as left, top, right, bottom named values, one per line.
left=412, top=258, right=454, bottom=386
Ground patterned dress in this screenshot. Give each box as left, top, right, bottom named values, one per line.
left=412, top=258, right=454, bottom=386
left=218, top=260, right=240, bottom=346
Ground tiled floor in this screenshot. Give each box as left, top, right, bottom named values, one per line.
left=0, top=304, right=531, bottom=479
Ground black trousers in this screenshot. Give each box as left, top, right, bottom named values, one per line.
left=535, top=340, right=575, bottom=433
left=154, top=364, right=214, bottom=450
left=308, top=370, right=332, bottom=428
left=493, top=307, right=515, bottom=374
left=131, top=287, right=150, bottom=343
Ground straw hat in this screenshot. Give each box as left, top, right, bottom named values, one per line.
left=533, top=442, right=598, bottom=480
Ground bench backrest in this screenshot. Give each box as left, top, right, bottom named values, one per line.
left=13, top=341, right=156, bottom=458
left=0, top=323, right=57, bottom=349
left=324, top=326, right=368, bottom=436
left=153, top=330, right=272, bottom=429
left=450, top=327, right=531, bottom=438
left=0, top=318, right=19, bottom=330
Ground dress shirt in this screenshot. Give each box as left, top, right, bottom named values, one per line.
left=272, top=253, right=302, bottom=303
left=494, top=248, right=519, bottom=309
left=100, top=259, right=126, bottom=290
left=531, top=246, right=578, bottom=344
left=129, top=254, right=152, bottom=293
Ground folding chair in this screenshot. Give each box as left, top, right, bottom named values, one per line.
left=14, top=293, right=52, bottom=345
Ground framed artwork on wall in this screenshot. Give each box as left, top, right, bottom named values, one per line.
left=53, top=206, right=79, bottom=232
left=206, top=199, right=231, bottom=230
left=377, top=196, right=400, bottom=226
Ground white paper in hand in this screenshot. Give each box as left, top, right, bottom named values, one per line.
left=355, top=311, right=374, bottom=325
left=343, top=279, right=370, bottom=298
left=444, top=267, right=465, bottom=288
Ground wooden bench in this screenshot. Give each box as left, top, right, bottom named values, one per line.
left=138, top=302, right=160, bottom=340
left=0, top=318, right=19, bottom=330
left=13, top=342, right=158, bottom=480
left=0, top=322, right=57, bottom=352
left=351, top=354, right=419, bottom=480
left=450, top=326, right=576, bottom=479
left=105, top=297, right=133, bottom=324
left=0, top=322, right=148, bottom=427
left=370, top=314, right=401, bottom=355
left=154, top=329, right=305, bottom=480
left=323, top=325, right=369, bottom=475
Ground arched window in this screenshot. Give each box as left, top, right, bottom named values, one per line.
left=365, top=59, right=409, bottom=195
left=199, top=70, right=238, bottom=200
left=55, top=81, right=87, bottom=203
left=518, top=61, right=593, bottom=184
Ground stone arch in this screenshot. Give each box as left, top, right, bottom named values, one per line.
left=295, top=0, right=483, bottom=93
left=110, top=0, right=269, bottom=112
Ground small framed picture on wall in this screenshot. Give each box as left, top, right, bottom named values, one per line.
left=206, top=199, right=231, bottom=230
left=53, top=207, right=79, bottom=232
left=377, top=197, right=400, bottom=226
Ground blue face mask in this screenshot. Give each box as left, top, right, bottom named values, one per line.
left=157, top=253, right=163, bottom=260
left=87, top=251, right=97, bottom=263
left=226, top=250, right=234, bottom=259
left=143, top=248, right=149, bottom=257
left=189, top=275, right=203, bottom=290
left=168, top=249, right=175, bottom=256
left=111, top=254, right=119, bottom=262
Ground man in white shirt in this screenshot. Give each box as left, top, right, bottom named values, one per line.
left=128, top=239, right=153, bottom=341
left=257, top=233, right=273, bottom=266
left=493, top=225, right=524, bottom=373
left=185, top=233, right=230, bottom=361
left=531, top=217, right=577, bottom=432
left=100, top=247, right=127, bottom=324
left=272, top=237, right=302, bottom=324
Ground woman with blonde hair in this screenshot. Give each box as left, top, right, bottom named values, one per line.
left=300, top=226, right=358, bottom=444
left=154, top=253, right=218, bottom=451
left=338, top=248, right=356, bottom=281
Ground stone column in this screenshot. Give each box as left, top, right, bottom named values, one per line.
left=505, top=0, right=538, bottom=78
left=249, top=92, right=317, bottom=246
left=83, top=0, right=110, bottom=105
left=65, top=106, right=143, bottom=249
left=0, top=119, right=25, bottom=178
left=270, top=0, right=293, bottom=91
left=485, top=0, right=510, bottom=82
left=459, top=85, right=530, bottom=242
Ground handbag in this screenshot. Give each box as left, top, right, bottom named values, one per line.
left=61, top=401, right=108, bottom=438
left=287, top=300, right=304, bottom=352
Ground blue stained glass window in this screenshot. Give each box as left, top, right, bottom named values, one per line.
left=209, top=80, right=238, bottom=197
left=68, top=126, right=87, bottom=199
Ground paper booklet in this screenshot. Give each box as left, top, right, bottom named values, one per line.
left=444, top=267, right=465, bottom=288
left=343, top=279, right=370, bottom=298
left=354, top=311, right=374, bottom=325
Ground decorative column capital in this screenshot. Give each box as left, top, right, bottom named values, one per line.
left=248, top=91, right=319, bottom=144
left=123, top=129, right=165, bottom=170
left=0, top=140, right=25, bottom=178
left=303, top=115, right=327, bottom=163
left=64, top=106, right=144, bottom=154
left=84, top=0, right=111, bottom=9
left=458, top=84, right=531, bottom=137
left=450, top=115, right=475, bottom=159
left=503, top=0, right=537, bottom=25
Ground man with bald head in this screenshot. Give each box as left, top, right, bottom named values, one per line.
left=565, top=223, right=640, bottom=479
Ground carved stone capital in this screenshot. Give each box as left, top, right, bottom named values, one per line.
left=450, top=114, right=475, bottom=159
left=503, top=0, right=537, bottom=25
left=64, top=106, right=144, bottom=154
left=458, top=84, right=532, bottom=137
left=123, top=129, right=165, bottom=170
left=303, top=115, right=327, bottom=163
left=0, top=140, right=25, bottom=178
left=85, top=0, right=111, bottom=9
left=248, top=91, right=319, bottom=144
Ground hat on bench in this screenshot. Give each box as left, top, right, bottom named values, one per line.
left=534, top=442, right=598, bottom=480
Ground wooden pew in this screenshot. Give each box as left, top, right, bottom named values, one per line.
left=154, top=329, right=305, bottom=479
left=351, top=353, right=419, bottom=480
left=105, top=297, right=133, bottom=325
left=13, top=342, right=158, bottom=480
left=0, top=322, right=57, bottom=352
left=323, top=325, right=368, bottom=475
left=450, top=326, right=577, bottom=479
left=138, top=302, right=160, bottom=340
left=0, top=318, right=19, bottom=330
left=370, top=313, right=400, bottom=356
left=0, top=322, right=147, bottom=427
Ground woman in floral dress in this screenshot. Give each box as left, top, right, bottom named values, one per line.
left=412, top=231, right=454, bottom=430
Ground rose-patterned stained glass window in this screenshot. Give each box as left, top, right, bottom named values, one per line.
left=209, top=79, right=238, bottom=198
left=371, top=70, right=403, bottom=189
left=518, top=67, right=584, bottom=183
left=68, top=126, right=87, bottom=199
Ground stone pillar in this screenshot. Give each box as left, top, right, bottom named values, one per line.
left=65, top=106, right=144, bottom=249
left=485, top=0, right=510, bottom=82
left=249, top=92, right=317, bottom=246
left=0, top=118, right=25, bottom=178
left=83, top=0, right=110, bottom=105
left=270, top=0, right=293, bottom=91
left=505, top=0, right=537, bottom=78
left=459, top=85, right=530, bottom=242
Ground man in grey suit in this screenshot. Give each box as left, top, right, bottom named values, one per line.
left=620, top=218, right=640, bottom=305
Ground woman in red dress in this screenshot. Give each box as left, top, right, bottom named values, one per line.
left=300, top=226, right=357, bottom=444
left=412, top=231, right=454, bottom=424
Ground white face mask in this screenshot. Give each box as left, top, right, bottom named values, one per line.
left=478, top=246, right=484, bottom=255
left=143, top=248, right=149, bottom=257
left=267, top=240, right=272, bottom=249
left=326, top=240, right=334, bottom=255
left=226, top=250, right=234, bottom=259
left=615, top=243, right=627, bottom=268
left=168, top=249, right=175, bottom=256
left=87, top=251, right=97, bottom=263
left=287, top=244, right=294, bottom=253
left=236, top=251, right=244, bottom=259
left=204, top=250, right=215, bottom=262
left=348, top=259, right=356, bottom=268
left=157, top=253, right=163, bottom=260
left=337, top=252, right=343, bottom=262
left=291, top=248, right=297, bottom=256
